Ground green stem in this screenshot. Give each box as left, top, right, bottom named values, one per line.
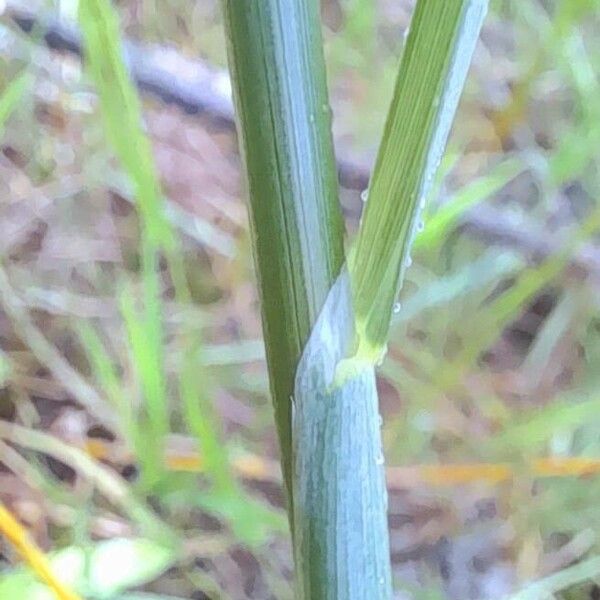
left=221, top=0, right=345, bottom=513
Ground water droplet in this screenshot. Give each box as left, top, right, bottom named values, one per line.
left=392, top=302, right=401, bottom=314
left=360, top=189, right=369, bottom=203
left=378, top=414, right=384, bottom=427
left=405, top=255, right=413, bottom=268
left=416, top=220, right=425, bottom=232
left=375, top=453, right=384, bottom=466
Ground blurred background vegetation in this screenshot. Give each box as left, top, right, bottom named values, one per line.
left=0, top=0, right=600, bottom=598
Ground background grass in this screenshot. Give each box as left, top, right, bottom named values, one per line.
left=0, top=0, right=600, bottom=598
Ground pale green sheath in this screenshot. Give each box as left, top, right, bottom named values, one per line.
left=293, top=270, right=391, bottom=600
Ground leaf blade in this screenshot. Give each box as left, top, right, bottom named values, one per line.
left=350, top=0, right=489, bottom=360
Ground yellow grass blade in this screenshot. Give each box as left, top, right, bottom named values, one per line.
left=0, top=503, right=82, bottom=600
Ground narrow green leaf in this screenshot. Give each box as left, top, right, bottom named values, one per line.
left=77, top=322, right=124, bottom=409
left=78, top=0, right=171, bottom=248
left=119, top=283, right=167, bottom=486
left=179, top=337, right=232, bottom=493
left=521, top=289, right=579, bottom=387
left=77, top=321, right=137, bottom=446
left=350, top=0, right=489, bottom=361
left=489, top=390, right=600, bottom=455
left=119, top=289, right=164, bottom=429
left=79, top=0, right=172, bottom=490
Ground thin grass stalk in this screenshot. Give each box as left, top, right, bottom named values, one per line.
left=79, top=0, right=174, bottom=488
left=221, top=0, right=345, bottom=513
